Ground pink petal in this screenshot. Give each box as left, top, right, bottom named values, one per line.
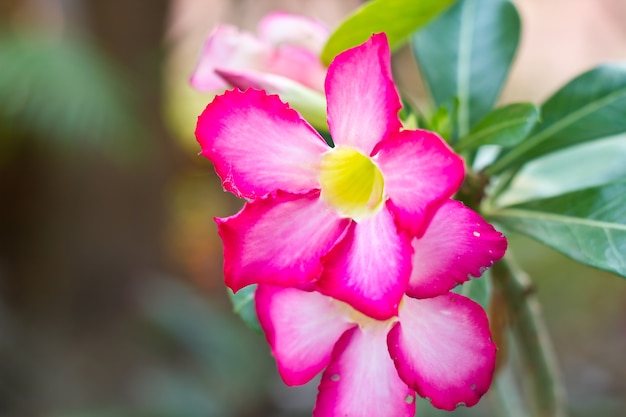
left=316, top=205, right=412, bottom=320
left=258, top=12, right=329, bottom=54
left=217, top=191, right=350, bottom=292
left=313, top=323, right=415, bottom=417
left=255, top=285, right=355, bottom=386
left=257, top=13, right=329, bottom=91
left=408, top=200, right=508, bottom=298
left=215, top=68, right=328, bottom=129
left=388, top=294, right=496, bottom=410
left=265, top=45, right=327, bottom=91
left=196, top=89, right=329, bottom=199
left=190, top=25, right=268, bottom=92
left=314, top=325, right=415, bottom=417
left=325, top=33, right=402, bottom=155
left=375, top=129, right=465, bottom=237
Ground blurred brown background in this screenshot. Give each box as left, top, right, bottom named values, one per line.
left=0, top=0, right=625, bottom=416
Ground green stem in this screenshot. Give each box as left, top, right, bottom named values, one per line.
left=491, top=257, right=568, bottom=417
left=481, top=165, right=521, bottom=210
left=490, top=361, right=530, bottom=417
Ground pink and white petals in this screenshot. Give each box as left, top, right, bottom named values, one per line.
left=196, top=89, right=328, bottom=199
left=314, top=326, right=416, bottom=417
left=217, top=191, right=350, bottom=292
left=388, top=294, right=496, bottom=410
left=376, top=129, right=465, bottom=237
left=190, top=25, right=268, bottom=92
left=255, top=285, right=355, bottom=386
left=190, top=13, right=328, bottom=94
left=215, top=69, right=328, bottom=130
left=408, top=200, right=508, bottom=298
left=258, top=12, right=329, bottom=54
left=325, top=33, right=402, bottom=155
left=316, top=207, right=413, bottom=320
left=264, top=45, right=327, bottom=91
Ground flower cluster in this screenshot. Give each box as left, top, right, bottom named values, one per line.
left=195, top=21, right=507, bottom=417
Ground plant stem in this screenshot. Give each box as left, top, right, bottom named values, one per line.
left=491, top=257, right=568, bottom=417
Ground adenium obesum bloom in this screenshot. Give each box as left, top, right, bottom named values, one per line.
left=196, top=33, right=506, bottom=320
left=190, top=12, right=329, bottom=128
left=253, top=199, right=507, bottom=414
left=256, top=284, right=497, bottom=416
left=190, top=12, right=328, bottom=94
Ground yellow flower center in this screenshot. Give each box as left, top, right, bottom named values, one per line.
left=319, top=147, right=384, bottom=220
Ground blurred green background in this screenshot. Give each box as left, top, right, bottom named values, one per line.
left=0, top=1, right=625, bottom=416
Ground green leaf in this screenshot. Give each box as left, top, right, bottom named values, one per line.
left=495, top=134, right=626, bottom=206
left=487, top=180, right=626, bottom=278
left=320, top=0, right=458, bottom=66
left=487, top=64, right=626, bottom=174
left=456, top=103, right=540, bottom=152
left=0, top=33, right=138, bottom=153
left=453, top=275, right=492, bottom=310
left=412, top=0, right=520, bottom=139
left=228, top=285, right=262, bottom=333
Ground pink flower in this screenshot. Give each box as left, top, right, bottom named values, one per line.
left=190, top=12, right=328, bottom=94
left=255, top=283, right=497, bottom=416
left=196, top=33, right=504, bottom=320
left=253, top=194, right=507, bottom=416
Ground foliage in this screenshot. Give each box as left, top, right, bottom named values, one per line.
left=0, top=32, right=139, bottom=157
left=228, top=0, right=626, bottom=345
left=321, top=0, right=457, bottom=65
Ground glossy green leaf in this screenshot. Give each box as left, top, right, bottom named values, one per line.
left=488, top=180, right=626, bottom=278
left=488, top=64, right=626, bottom=174
left=320, top=0, right=457, bottom=65
left=412, top=0, right=520, bottom=138
left=228, top=285, right=261, bottom=333
left=495, top=134, right=626, bottom=206
left=456, top=103, right=540, bottom=152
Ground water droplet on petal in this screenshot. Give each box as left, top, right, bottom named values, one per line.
left=404, top=395, right=414, bottom=404
left=470, top=384, right=476, bottom=390
left=473, top=231, right=481, bottom=237
left=330, top=374, right=340, bottom=382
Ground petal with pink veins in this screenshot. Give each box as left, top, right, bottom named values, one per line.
left=314, top=325, right=415, bottom=417
left=388, top=294, right=496, bottom=411
left=255, top=285, right=355, bottom=386
left=217, top=191, right=350, bottom=292
left=316, top=205, right=412, bottom=320
left=196, top=89, right=329, bottom=199
left=375, top=129, right=465, bottom=237
left=325, top=33, right=402, bottom=155
left=408, top=200, right=508, bottom=298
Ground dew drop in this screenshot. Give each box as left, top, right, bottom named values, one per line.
left=470, top=384, right=476, bottom=390
left=473, top=231, right=481, bottom=237
left=404, top=394, right=414, bottom=404
left=330, top=374, right=340, bottom=382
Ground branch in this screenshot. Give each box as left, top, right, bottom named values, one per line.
left=491, top=256, right=568, bottom=417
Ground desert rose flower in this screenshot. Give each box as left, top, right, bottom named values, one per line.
left=190, top=12, right=329, bottom=127
left=196, top=33, right=474, bottom=320
left=255, top=283, right=497, bottom=416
